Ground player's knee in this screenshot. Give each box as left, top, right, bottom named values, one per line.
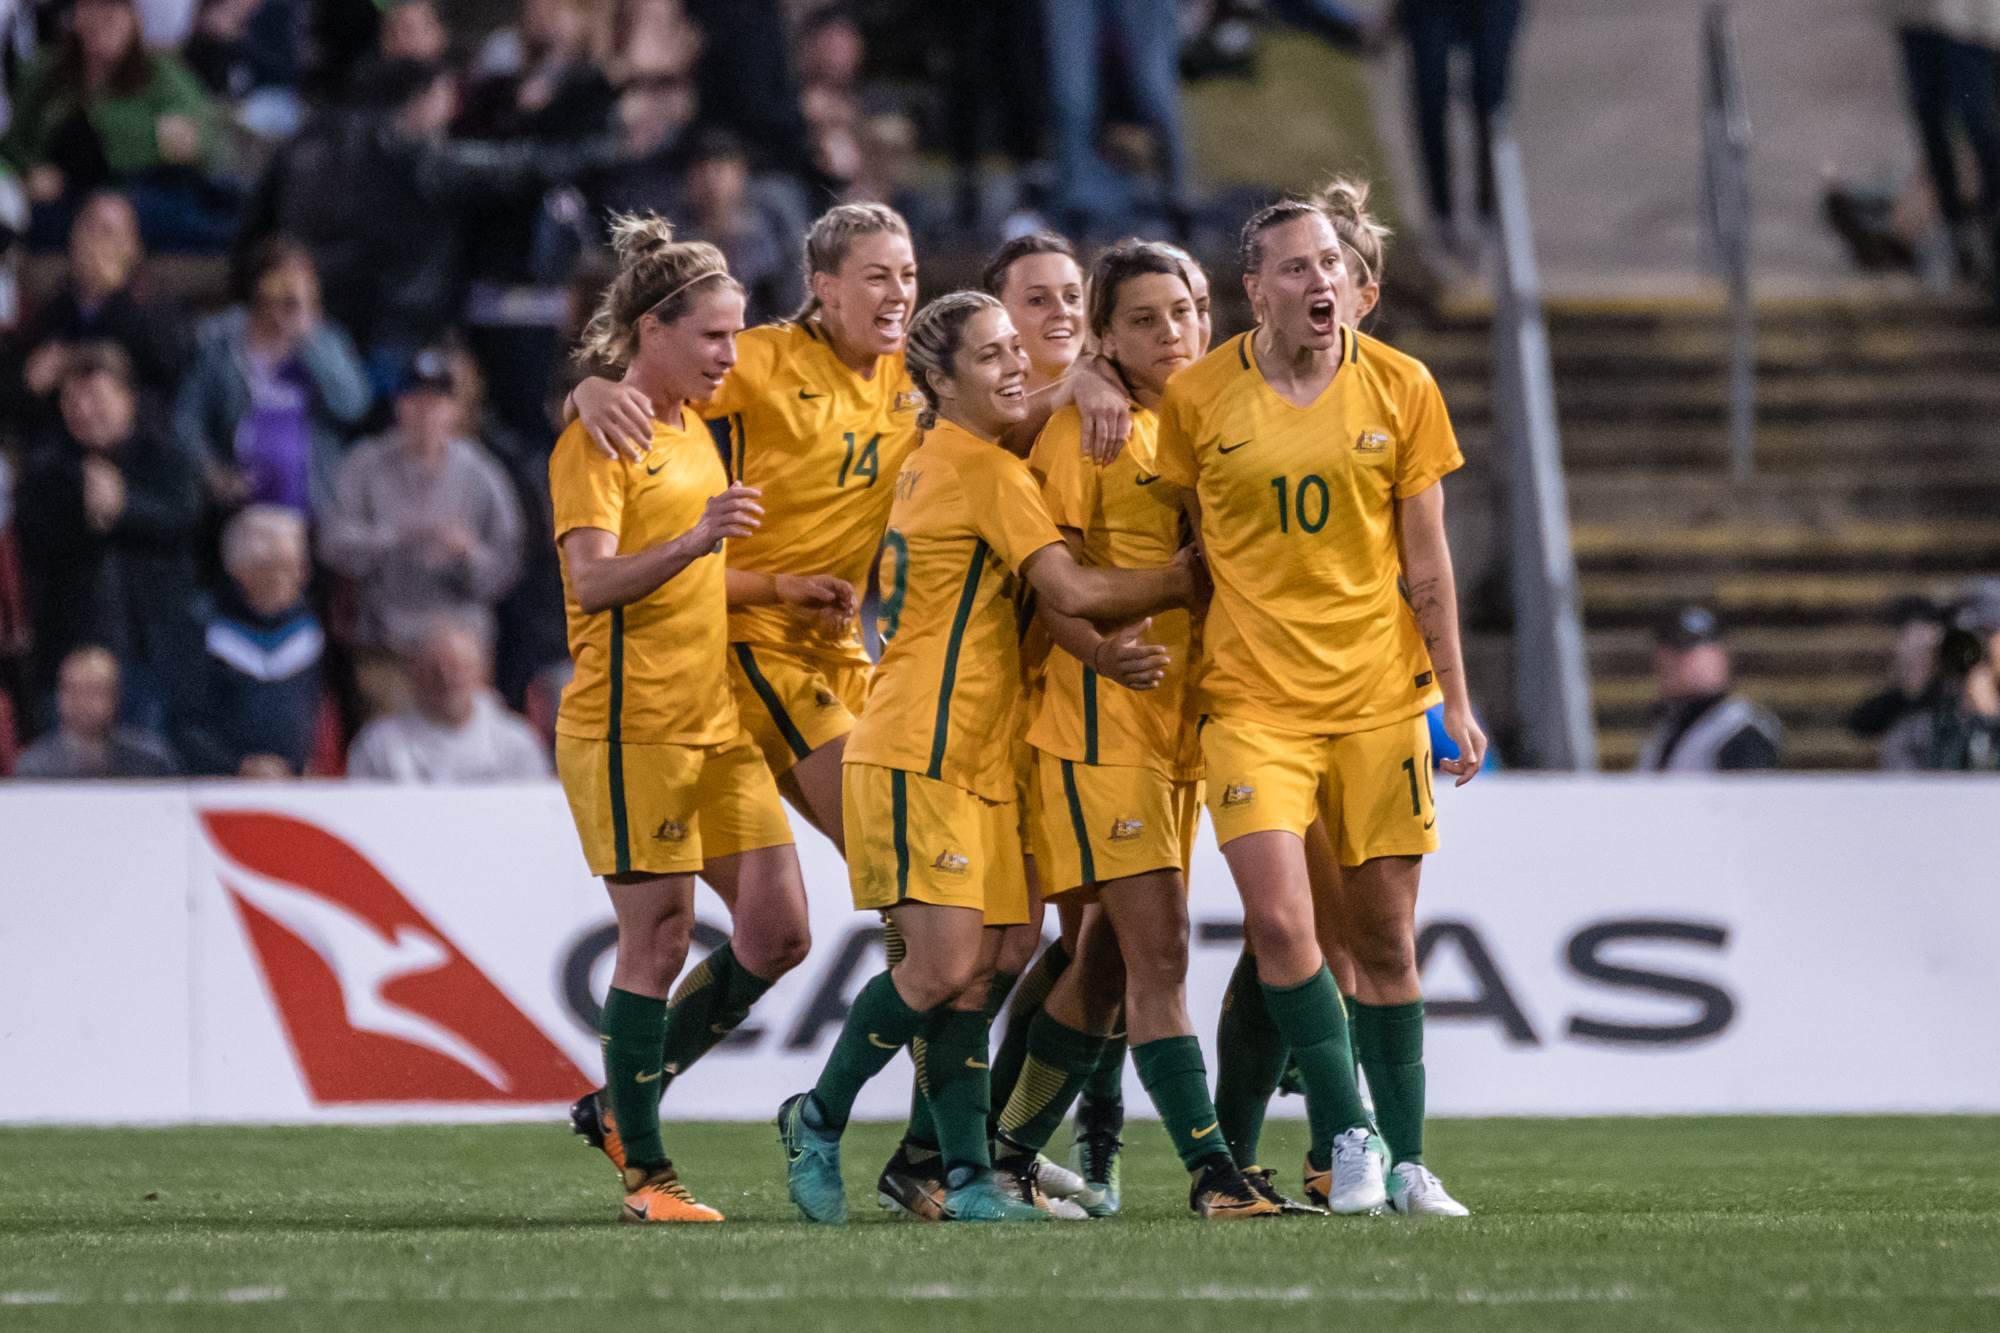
left=894, top=952, right=975, bottom=1011
left=1349, top=923, right=1416, bottom=982
left=739, top=918, right=812, bottom=977
left=1129, top=936, right=1188, bottom=998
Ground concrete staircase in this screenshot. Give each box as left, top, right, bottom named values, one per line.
left=1394, top=293, right=2000, bottom=770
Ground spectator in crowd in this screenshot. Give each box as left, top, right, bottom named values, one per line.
left=590, top=62, right=703, bottom=221
left=1881, top=590, right=2000, bottom=771
left=684, top=0, right=809, bottom=177
left=182, top=0, right=307, bottom=139
left=15, top=343, right=201, bottom=728
left=175, top=504, right=323, bottom=777
left=1041, top=0, right=1191, bottom=238
left=843, top=111, right=944, bottom=249
left=346, top=616, right=550, bottom=782
left=453, top=0, right=618, bottom=440
left=1634, top=605, right=1781, bottom=772
left=241, top=57, right=630, bottom=391
left=173, top=236, right=372, bottom=522
left=1848, top=595, right=1948, bottom=745
left=592, top=0, right=704, bottom=88
left=377, top=0, right=450, bottom=66
left=5, top=191, right=186, bottom=433
left=12, top=645, right=178, bottom=778
left=0, top=0, right=232, bottom=251
left=318, top=346, right=525, bottom=717
left=679, top=127, right=805, bottom=322
left=1891, top=0, right=2000, bottom=285
left=1400, top=0, right=1524, bottom=252
left=936, top=0, right=1046, bottom=229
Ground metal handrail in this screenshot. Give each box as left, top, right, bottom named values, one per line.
left=1703, top=1, right=1755, bottom=479
left=1490, top=128, right=1597, bottom=771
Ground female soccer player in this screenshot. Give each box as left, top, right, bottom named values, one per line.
left=983, top=232, right=1087, bottom=397
left=1210, top=178, right=1432, bottom=1191
left=548, top=215, right=809, bottom=1223
left=1153, top=196, right=1485, bottom=1218
left=987, top=241, right=1284, bottom=1220
left=563, top=203, right=918, bottom=1168
left=777, top=290, right=1202, bottom=1225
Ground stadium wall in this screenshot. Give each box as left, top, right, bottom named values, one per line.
left=2, top=779, right=1995, bottom=1124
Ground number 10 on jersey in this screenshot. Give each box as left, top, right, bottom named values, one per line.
left=1270, top=473, right=1331, bottom=533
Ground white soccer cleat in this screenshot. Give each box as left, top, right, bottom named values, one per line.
left=1033, top=1153, right=1087, bottom=1200
left=1386, top=1161, right=1469, bottom=1217
left=1328, top=1127, right=1388, bottom=1215
left=998, top=1156, right=1090, bottom=1220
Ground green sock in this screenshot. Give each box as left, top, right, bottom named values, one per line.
left=656, top=943, right=774, bottom=1097
left=1079, top=1030, right=1126, bottom=1110
left=1132, top=1035, right=1229, bottom=1171
left=1344, top=993, right=1364, bottom=1093
left=1260, top=966, right=1370, bottom=1166
left=1214, top=951, right=1288, bottom=1167
left=904, top=967, right=1016, bottom=1152
left=1353, top=999, right=1425, bottom=1165
left=599, top=987, right=668, bottom=1167
left=995, top=1013, right=1105, bottom=1155
left=989, top=941, right=1069, bottom=1126
left=810, top=970, right=927, bottom=1130
left=915, top=1010, right=993, bottom=1174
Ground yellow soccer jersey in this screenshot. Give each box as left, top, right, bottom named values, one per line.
left=1026, top=404, right=1201, bottom=779
left=704, top=321, right=923, bottom=664
left=1153, top=327, right=1463, bottom=734
left=550, top=413, right=736, bottom=745
left=845, top=418, right=1066, bottom=802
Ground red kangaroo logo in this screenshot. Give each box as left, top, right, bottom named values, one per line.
left=202, top=810, right=589, bottom=1103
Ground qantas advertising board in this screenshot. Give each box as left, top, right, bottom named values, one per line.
left=2, top=778, right=1998, bottom=1123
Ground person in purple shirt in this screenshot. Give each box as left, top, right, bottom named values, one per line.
left=172, top=236, right=373, bottom=525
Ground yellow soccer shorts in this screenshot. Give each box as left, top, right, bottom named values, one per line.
left=843, top=762, right=1031, bottom=926
left=727, top=643, right=871, bottom=777
left=556, top=730, right=794, bottom=878
left=1028, top=750, right=1202, bottom=897
left=1200, top=711, right=1439, bottom=866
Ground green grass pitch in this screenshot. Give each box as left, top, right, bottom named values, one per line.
left=3, top=1117, right=1996, bottom=1331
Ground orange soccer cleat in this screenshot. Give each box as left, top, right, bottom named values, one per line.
left=619, top=1163, right=724, bottom=1224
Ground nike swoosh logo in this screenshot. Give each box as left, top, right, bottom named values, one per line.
left=645, top=459, right=667, bottom=475
left=624, top=1201, right=650, bottom=1221
left=1423, top=817, right=1437, bottom=830
left=636, top=1068, right=665, bottom=1083
left=1135, top=473, right=1161, bottom=485
left=964, top=1058, right=988, bottom=1070
left=1217, top=440, right=1251, bottom=454
left=709, top=1023, right=735, bottom=1035
left=798, top=389, right=823, bottom=400
left=1191, top=1121, right=1220, bottom=1139
left=867, top=1032, right=898, bottom=1050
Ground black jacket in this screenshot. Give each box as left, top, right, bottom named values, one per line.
left=14, top=421, right=202, bottom=702
left=173, top=586, right=325, bottom=776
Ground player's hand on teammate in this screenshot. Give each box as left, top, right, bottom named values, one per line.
left=1074, top=355, right=1133, bottom=464
left=575, top=377, right=656, bottom=461
left=776, top=573, right=859, bottom=633
left=1093, top=619, right=1170, bottom=691
left=1439, top=701, right=1487, bottom=786
left=1170, top=542, right=1212, bottom=607
left=694, top=483, right=764, bottom=550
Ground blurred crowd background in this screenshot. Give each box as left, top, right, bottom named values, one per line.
left=0, top=0, right=1995, bottom=783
